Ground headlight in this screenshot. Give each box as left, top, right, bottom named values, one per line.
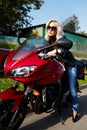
left=7, top=66, right=36, bottom=77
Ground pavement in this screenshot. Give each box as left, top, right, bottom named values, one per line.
left=19, top=85, right=87, bottom=130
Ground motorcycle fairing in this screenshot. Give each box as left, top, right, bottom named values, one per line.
left=5, top=50, right=65, bottom=86
left=0, top=87, right=24, bottom=112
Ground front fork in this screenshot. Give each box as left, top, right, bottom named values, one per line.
left=12, top=81, right=19, bottom=89
left=8, top=81, right=32, bottom=128
left=12, top=81, right=32, bottom=100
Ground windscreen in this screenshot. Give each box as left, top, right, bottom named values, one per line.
left=12, top=37, right=47, bottom=60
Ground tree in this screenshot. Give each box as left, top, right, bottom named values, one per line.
left=0, top=0, right=44, bottom=35
left=62, top=14, right=80, bottom=33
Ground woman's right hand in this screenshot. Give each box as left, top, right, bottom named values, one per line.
left=47, top=49, right=56, bottom=56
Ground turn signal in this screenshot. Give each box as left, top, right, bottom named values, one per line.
left=33, top=90, right=40, bottom=96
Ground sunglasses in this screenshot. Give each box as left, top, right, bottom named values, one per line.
left=47, top=26, right=57, bottom=30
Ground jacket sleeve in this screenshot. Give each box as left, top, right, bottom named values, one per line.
left=55, top=36, right=73, bottom=49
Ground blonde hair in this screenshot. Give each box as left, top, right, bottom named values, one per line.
left=45, top=20, right=64, bottom=41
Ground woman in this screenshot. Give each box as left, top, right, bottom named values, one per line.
left=45, top=19, right=79, bottom=122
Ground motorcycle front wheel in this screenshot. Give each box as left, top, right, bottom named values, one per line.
left=0, top=100, right=28, bottom=130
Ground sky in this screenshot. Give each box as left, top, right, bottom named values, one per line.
left=30, top=0, right=87, bottom=32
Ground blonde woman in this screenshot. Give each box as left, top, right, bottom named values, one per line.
left=45, top=19, right=80, bottom=122
left=45, top=19, right=64, bottom=55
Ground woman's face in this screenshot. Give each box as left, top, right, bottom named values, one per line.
left=47, top=22, right=57, bottom=37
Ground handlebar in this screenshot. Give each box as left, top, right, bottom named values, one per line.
left=38, top=52, right=71, bottom=67
left=37, top=36, right=73, bottom=53
left=38, top=47, right=67, bottom=62
left=38, top=53, right=56, bottom=59
left=38, top=52, right=66, bottom=63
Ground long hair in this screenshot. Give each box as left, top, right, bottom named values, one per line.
left=45, top=19, right=64, bottom=41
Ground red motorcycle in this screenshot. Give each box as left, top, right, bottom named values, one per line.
left=0, top=36, right=86, bottom=130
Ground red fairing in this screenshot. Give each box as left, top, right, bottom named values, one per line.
left=0, top=87, right=24, bottom=112
left=4, top=50, right=65, bottom=87
left=4, top=37, right=65, bottom=87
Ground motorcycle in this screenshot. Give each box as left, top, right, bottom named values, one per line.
left=0, top=36, right=86, bottom=130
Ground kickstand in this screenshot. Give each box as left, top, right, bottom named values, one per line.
left=58, top=106, right=63, bottom=123
left=58, top=106, right=65, bottom=125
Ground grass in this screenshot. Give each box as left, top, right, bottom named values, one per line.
left=0, top=77, right=14, bottom=91
left=0, top=74, right=24, bottom=92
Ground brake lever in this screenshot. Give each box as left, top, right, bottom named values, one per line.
left=39, top=53, right=56, bottom=60
left=38, top=53, right=49, bottom=59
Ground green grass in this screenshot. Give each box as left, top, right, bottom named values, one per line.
left=0, top=74, right=24, bottom=92
left=0, top=77, right=14, bottom=91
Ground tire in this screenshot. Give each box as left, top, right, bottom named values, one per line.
left=0, top=100, right=28, bottom=130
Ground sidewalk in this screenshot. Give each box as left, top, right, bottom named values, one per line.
left=20, top=84, right=87, bottom=130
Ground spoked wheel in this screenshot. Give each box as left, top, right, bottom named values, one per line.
left=0, top=100, right=28, bottom=130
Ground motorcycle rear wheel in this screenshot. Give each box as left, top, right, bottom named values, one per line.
left=0, top=100, right=28, bottom=130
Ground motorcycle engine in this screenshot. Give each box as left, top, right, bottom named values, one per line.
left=29, top=83, right=61, bottom=114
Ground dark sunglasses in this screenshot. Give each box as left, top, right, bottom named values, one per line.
left=47, top=26, right=57, bottom=30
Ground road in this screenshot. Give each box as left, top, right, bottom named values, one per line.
left=19, top=85, right=87, bottom=130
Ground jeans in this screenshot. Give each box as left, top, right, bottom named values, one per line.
left=67, top=60, right=83, bottom=112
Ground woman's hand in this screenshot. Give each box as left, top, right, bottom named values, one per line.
left=47, top=49, right=56, bottom=56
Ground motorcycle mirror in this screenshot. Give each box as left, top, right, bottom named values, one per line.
left=55, top=37, right=73, bottom=49
left=16, top=31, right=22, bottom=45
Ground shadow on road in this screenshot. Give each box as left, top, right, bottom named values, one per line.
left=19, top=109, right=71, bottom=130
left=19, top=88, right=87, bottom=130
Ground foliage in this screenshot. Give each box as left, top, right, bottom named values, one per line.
left=62, top=14, right=80, bottom=33
left=0, top=0, right=44, bottom=35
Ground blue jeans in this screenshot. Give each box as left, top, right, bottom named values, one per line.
left=67, top=60, right=83, bottom=112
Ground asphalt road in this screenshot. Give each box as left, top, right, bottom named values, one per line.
left=19, top=85, right=87, bottom=130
